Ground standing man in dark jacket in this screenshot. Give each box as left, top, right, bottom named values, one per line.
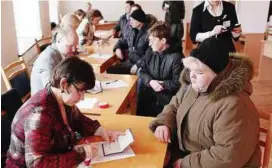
left=137, top=22, right=184, bottom=117
left=107, top=9, right=149, bottom=75
left=162, top=1, right=185, bottom=41
left=113, top=1, right=135, bottom=38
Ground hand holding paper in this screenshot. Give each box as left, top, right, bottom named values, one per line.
left=95, top=127, right=124, bottom=143
left=102, top=129, right=134, bottom=156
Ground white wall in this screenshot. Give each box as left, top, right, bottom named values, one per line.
left=58, top=0, right=269, bottom=34
left=1, top=1, right=19, bottom=92
left=59, top=1, right=197, bottom=23
left=237, top=1, right=269, bottom=33
left=59, top=1, right=164, bottom=21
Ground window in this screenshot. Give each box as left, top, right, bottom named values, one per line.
left=13, top=0, right=42, bottom=55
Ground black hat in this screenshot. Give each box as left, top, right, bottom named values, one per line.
left=130, top=9, right=146, bottom=23
left=191, top=37, right=229, bottom=73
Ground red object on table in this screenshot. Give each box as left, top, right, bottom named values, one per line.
left=98, top=102, right=109, bottom=108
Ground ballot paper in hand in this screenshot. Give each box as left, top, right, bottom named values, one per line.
left=102, top=129, right=134, bottom=156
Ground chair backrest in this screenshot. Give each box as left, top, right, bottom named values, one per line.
left=35, top=36, right=52, bottom=53
left=1, top=88, right=23, bottom=167
left=1, top=57, right=31, bottom=102
left=259, top=111, right=272, bottom=168
left=19, top=43, right=40, bottom=72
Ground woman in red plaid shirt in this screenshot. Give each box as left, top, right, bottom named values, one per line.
left=6, top=57, right=121, bottom=168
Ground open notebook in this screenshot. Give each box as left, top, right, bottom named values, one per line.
left=102, top=128, right=134, bottom=156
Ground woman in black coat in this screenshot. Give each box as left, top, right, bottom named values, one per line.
left=190, top=0, right=242, bottom=52
left=137, top=22, right=184, bottom=117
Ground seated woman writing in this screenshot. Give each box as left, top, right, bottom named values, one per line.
left=6, top=57, right=122, bottom=167
left=149, top=37, right=261, bottom=168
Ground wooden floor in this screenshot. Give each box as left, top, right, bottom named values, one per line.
left=251, top=80, right=272, bottom=115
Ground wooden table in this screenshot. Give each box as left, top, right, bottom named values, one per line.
left=80, top=74, right=138, bottom=115
left=80, top=38, right=119, bottom=73
left=80, top=114, right=167, bottom=168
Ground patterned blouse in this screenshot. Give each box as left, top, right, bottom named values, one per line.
left=5, top=87, right=101, bottom=168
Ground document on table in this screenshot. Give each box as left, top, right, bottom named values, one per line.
left=88, top=53, right=112, bottom=59
left=101, top=80, right=128, bottom=89
left=77, top=129, right=135, bottom=167
left=102, top=129, right=134, bottom=155
left=76, top=98, right=98, bottom=109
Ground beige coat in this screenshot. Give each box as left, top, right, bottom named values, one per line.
left=150, top=56, right=261, bottom=168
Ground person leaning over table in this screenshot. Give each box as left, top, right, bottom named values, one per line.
left=31, top=26, right=78, bottom=95
left=190, top=0, right=242, bottom=52
left=6, top=57, right=123, bottom=168
left=137, top=21, right=184, bottom=117
left=149, top=37, right=261, bottom=168
left=106, top=9, right=149, bottom=75
left=76, top=9, right=103, bottom=46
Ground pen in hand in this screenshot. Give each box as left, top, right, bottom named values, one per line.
left=105, top=80, right=118, bottom=84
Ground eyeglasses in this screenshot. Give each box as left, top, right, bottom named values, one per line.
left=72, top=83, right=86, bottom=95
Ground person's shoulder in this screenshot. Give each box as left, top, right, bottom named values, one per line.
left=222, top=1, right=235, bottom=9
left=193, top=1, right=205, bottom=12
left=167, top=52, right=183, bottom=61
left=120, top=14, right=127, bottom=20
left=30, top=89, right=58, bottom=114
left=35, top=46, right=59, bottom=64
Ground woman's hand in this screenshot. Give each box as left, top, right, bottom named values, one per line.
left=95, top=126, right=124, bottom=142
left=211, top=25, right=225, bottom=36
left=74, top=143, right=98, bottom=159
left=154, top=125, right=170, bottom=143
left=149, top=80, right=164, bottom=92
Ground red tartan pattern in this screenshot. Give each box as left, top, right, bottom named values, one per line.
left=5, top=88, right=101, bottom=168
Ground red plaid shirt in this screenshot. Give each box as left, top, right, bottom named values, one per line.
left=6, top=88, right=101, bottom=168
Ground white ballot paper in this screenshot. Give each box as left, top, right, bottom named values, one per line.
left=101, top=80, right=128, bottom=89
left=77, top=129, right=135, bottom=167
left=102, top=129, right=134, bottom=156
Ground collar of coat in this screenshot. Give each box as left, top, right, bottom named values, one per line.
left=180, top=54, right=254, bottom=102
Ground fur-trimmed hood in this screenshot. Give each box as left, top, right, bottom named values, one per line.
left=180, top=55, right=254, bottom=101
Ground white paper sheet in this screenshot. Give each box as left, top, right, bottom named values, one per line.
left=101, top=80, right=128, bottom=89
left=77, top=142, right=135, bottom=167
left=88, top=53, right=112, bottom=59
left=76, top=98, right=98, bottom=109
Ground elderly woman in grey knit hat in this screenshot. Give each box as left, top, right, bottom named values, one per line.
left=149, top=37, right=261, bottom=168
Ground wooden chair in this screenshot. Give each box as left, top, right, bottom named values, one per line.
left=259, top=111, right=272, bottom=168
left=1, top=57, right=31, bottom=102
left=35, top=36, right=52, bottom=53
